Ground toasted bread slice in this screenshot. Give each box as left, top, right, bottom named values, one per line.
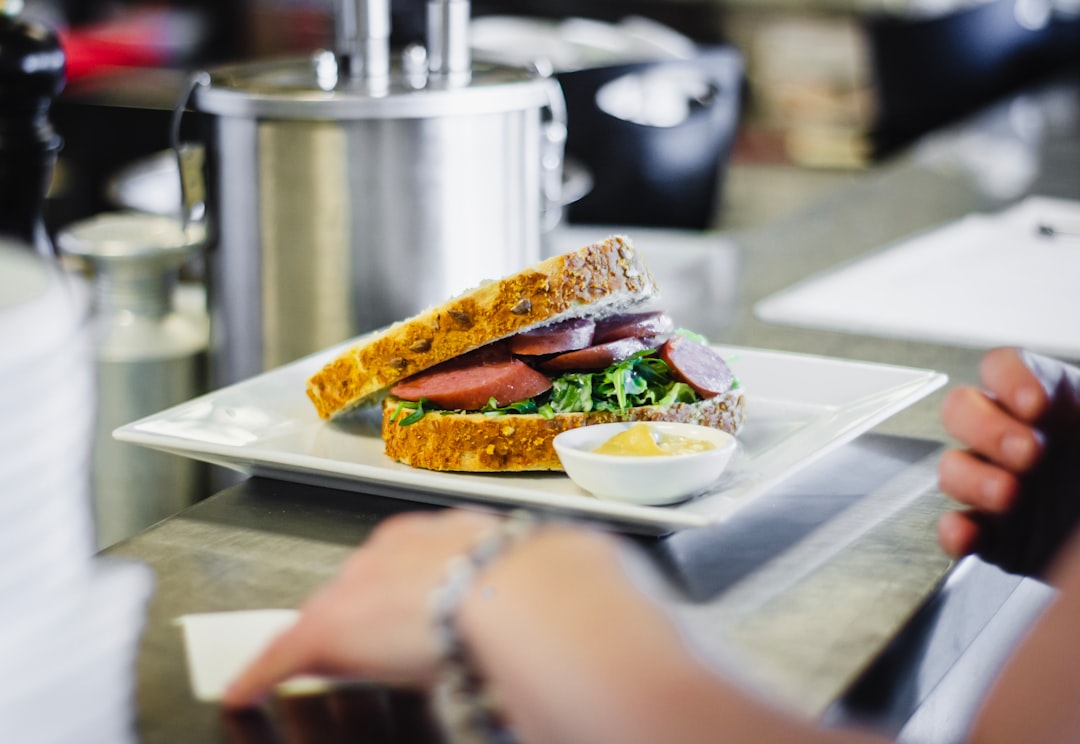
left=380, top=391, right=746, bottom=472
left=306, top=236, right=658, bottom=419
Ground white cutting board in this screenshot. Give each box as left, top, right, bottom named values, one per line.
left=755, top=196, right=1080, bottom=360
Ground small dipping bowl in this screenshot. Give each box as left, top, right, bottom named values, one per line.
left=553, top=422, right=737, bottom=506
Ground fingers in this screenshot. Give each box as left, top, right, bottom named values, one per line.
left=980, top=347, right=1051, bottom=423
left=938, top=448, right=1021, bottom=513
left=223, top=619, right=319, bottom=709
left=941, top=386, right=1043, bottom=473
left=937, top=448, right=1017, bottom=561
left=938, top=510, right=982, bottom=559
left=936, top=348, right=1080, bottom=576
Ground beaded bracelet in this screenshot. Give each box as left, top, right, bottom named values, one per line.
left=430, top=510, right=542, bottom=744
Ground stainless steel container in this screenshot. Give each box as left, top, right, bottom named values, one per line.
left=191, top=1, right=565, bottom=385
left=57, top=213, right=209, bottom=549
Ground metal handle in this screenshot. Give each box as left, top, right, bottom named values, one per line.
left=331, top=0, right=472, bottom=86
left=540, top=77, right=568, bottom=232
left=170, top=71, right=211, bottom=229
left=334, top=0, right=390, bottom=82
left=427, top=0, right=470, bottom=84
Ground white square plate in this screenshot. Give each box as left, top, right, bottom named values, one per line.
left=115, top=342, right=946, bottom=534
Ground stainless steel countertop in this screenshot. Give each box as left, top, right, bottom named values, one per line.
left=106, top=77, right=1080, bottom=743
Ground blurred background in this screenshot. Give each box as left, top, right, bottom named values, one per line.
left=30, top=0, right=1080, bottom=236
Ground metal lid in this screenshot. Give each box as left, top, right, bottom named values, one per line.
left=57, top=213, right=206, bottom=318
left=57, top=213, right=205, bottom=266
left=194, top=54, right=553, bottom=120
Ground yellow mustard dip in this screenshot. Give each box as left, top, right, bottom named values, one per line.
left=592, top=423, right=716, bottom=457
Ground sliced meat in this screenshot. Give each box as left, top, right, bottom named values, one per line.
left=391, top=345, right=552, bottom=410
left=508, top=317, right=596, bottom=356
left=658, top=336, right=734, bottom=398
left=593, top=311, right=674, bottom=345
left=539, top=336, right=662, bottom=373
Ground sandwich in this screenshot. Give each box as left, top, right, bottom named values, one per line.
left=306, top=235, right=745, bottom=472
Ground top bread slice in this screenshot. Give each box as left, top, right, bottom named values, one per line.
left=306, top=236, right=659, bottom=419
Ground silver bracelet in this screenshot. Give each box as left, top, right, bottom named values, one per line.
left=430, top=509, right=542, bottom=744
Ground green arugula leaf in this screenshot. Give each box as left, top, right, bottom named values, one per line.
left=481, top=397, right=541, bottom=416
left=398, top=398, right=428, bottom=426
left=549, top=374, right=593, bottom=413
left=675, top=327, right=709, bottom=344
left=657, top=381, right=698, bottom=406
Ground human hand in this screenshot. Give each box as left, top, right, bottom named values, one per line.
left=938, top=347, right=1080, bottom=578
left=221, top=509, right=500, bottom=709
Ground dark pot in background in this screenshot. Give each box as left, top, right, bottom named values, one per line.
left=558, top=46, right=743, bottom=230
left=470, top=17, right=745, bottom=230
left=866, top=0, right=1080, bottom=157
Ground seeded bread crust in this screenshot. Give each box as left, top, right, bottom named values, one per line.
left=306, top=236, right=659, bottom=419
left=380, top=390, right=746, bottom=472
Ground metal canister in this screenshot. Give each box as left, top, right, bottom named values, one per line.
left=189, top=0, right=566, bottom=386
left=57, top=213, right=208, bottom=549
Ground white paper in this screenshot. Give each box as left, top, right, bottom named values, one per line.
left=755, top=196, right=1080, bottom=360
left=176, top=609, right=300, bottom=702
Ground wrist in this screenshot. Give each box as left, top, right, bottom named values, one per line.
left=456, top=525, right=618, bottom=645
left=454, top=528, right=726, bottom=744
left=429, top=510, right=548, bottom=741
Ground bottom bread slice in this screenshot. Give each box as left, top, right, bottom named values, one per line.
left=381, top=392, right=747, bottom=472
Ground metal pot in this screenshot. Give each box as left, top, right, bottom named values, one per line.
left=187, top=0, right=566, bottom=385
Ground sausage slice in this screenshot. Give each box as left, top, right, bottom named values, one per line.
left=593, top=311, right=674, bottom=345
left=391, top=345, right=553, bottom=410
left=539, top=336, right=662, bottom=373
left=658, top=336, right=734, bottom=398
left=508, top=317, right=596, bottom=356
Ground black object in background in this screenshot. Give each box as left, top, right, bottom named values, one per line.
left=471, top=0, right=722, bottom=46
left=866, top=0, right=1080, bottom=158
left=0, top=9, right=65, bottom=257
left=47, top=69, right=193, bottom=240
left=559, top=47, right=743, bottom=230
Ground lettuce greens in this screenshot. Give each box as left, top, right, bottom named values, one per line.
left=547, top=350, right=698, bottom=413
